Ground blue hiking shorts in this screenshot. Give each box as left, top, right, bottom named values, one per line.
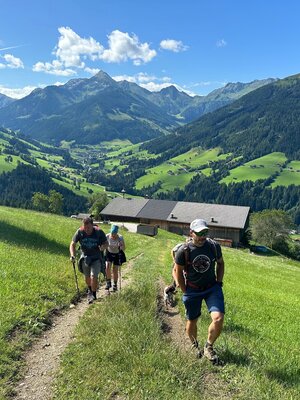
left=182, top=283, right=225, bottom=321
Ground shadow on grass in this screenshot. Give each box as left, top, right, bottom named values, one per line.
left=249, top=245, right=279, bottom=257
left=221, top=349, right=251, bottom=366
left=0, top=220, right=67, bottom=256
left=223, top=321, right=254, bottom=336
left=265, top=367, right=299, bottom=388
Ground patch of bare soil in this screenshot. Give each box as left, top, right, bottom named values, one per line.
left=13, top=256, right=140, bottom=400
left=157, top=279, right=191, bottom=353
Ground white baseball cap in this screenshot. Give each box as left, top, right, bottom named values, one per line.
left=190, top=219, right=208, bottom=232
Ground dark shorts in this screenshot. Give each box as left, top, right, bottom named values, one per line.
left=106, top=251, right=121, bottom=266
left=82, top=259, right=101, bottom=278
left=182, top=283, right=225, bottom=321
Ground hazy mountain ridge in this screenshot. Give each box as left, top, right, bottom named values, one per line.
left=0, top=71, right=275, bottom=144
left=0, top=93, right=15, bottom=109
left=142, top=74, right=300, bottom=160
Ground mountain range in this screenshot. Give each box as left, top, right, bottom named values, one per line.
left=142, top=73, right=300, bottom=161
left=0, top=71, right=274, bottom=145
left=0, top=93, right=15, bottom=109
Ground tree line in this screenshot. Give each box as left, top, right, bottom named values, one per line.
left=0, top=164, right=87, bottom=216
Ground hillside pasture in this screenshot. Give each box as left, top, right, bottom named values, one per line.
left=220, top=152, right=288, bottom=184
left=271, top=160, right=300, bottom=187
left=135, top=147, right=226, bottom=191
left=54, top=231, right=300, bottom=400
left=52, top=177, right=106, bottom=197
left=0, top=206, right=299, bottom=399
left=0, top=154, right=28, bottom=173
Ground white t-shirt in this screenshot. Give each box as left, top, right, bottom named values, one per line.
left=106, top=233, right=125, bottom=254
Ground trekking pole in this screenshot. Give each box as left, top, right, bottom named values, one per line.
left=71, top=258, right=80, bottom=298
left=119, top=264, right=122, bottom=291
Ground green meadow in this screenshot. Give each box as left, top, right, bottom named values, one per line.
left=271, top=160, right=300, bottom=187
left=0, top=206, right=299, bottom=399
left=0, top=154, right=29, bottom=174
left=135, top=148, right=226, bottom=191
left=221, top=153, right=300, bottom=186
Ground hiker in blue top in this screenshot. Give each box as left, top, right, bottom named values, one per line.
left=174, top=218, right=225, bottom=364
left=70, top=217, right=108, bottom=304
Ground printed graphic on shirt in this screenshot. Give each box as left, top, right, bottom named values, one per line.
left=192, top=254, right=211, bottom=274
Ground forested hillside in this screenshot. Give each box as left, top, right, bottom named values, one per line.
left=0, top=164, right=87, bottom=215
left=142, top=74, right=300, bottom=160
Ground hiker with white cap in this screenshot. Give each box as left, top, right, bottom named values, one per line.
left=105, top=225, right=126, bottom=292
left=173, top=218, right=225, bottom=364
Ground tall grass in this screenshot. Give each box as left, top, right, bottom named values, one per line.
left=54, top=231, right=206, bottom=400
left=54, top=232, right=300, bottom=400
left=0, top=207, right=299, bottom=399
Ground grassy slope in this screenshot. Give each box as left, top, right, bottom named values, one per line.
left=0, top=154, right=28, bottom=173
left=0, top=207, right=85, bottom=398
left=220, top=152, right=300, bottom=185
left=54, top=236, right=299, bottom=399
left=0, top=206, right=299, bottom=399
left=135, top=148, right=227, bottom=191
left=1, top=128, right=299, bottom=196
left=272, top=160, right=300, bottom=187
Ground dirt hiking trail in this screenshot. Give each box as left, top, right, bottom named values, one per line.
left=13, top=258, right=137, bottom=400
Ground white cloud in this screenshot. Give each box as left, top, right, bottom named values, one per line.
left=113, top=72, right=171, bottom=86
left=55, top=27, right=103, bottom=68
left=33, top=27, right=157, bottom=77
left=0, top=53, right=24, bottom=69
left=52, top=81, right=65, bottom=86
left=139, top=82, right=175, bottom=92
left=85, top=67, right=100, bottom=75
left=0, top=85, right=36, bottom=99
left=100, top=30, right=156, bottom=65
left=33, top=60, right=76, bottom=76
left=112, top=72, right=194, bottom=95
left=216, top=39, right=227, bottom=47
left=160, top=39, right=188, bottom=52
left=190, top=81, right=227, bottom=88
left=113, top=74, right=136, bottom=83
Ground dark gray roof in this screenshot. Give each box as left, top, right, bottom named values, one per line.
left=100, top=197, right=148, bottom=217
left=136, top=199, right=177, bottom=220
left=168, top=202, right=250, bottom=229
left=101, top=198, right=250, bottom=229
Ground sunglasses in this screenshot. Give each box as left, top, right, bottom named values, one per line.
left=193, top=230, right=208, bottom=237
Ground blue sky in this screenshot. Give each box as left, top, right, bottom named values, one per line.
left=1, top=0, right=300, bottom=98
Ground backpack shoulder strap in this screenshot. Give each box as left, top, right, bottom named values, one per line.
left=206, top=238, right=218, bottom=260
left=183, top=242, right=191, bottom=272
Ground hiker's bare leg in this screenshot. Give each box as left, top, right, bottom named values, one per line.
left=186, top=318, right=198, bottom=343
left=207, top=312, right=224, bottom=345
left=84, top=275, right=97, bottom=291
left=106, top=261, right=112, bottom=280
left=112, top=264, right=118, bottom=283
left=85, top=276, right=91, bottom=287
left=90, top=276, right=98, bottom=292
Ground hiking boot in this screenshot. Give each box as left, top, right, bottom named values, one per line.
left=203, top=343, right=219, bottom=364
left=112, top=284, right=118, bottom=292
left=105, top=281, right=111, bottom=291
left=191, top=340, right=203, bottom=359
left=87, top=292, right=94, bottom=304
